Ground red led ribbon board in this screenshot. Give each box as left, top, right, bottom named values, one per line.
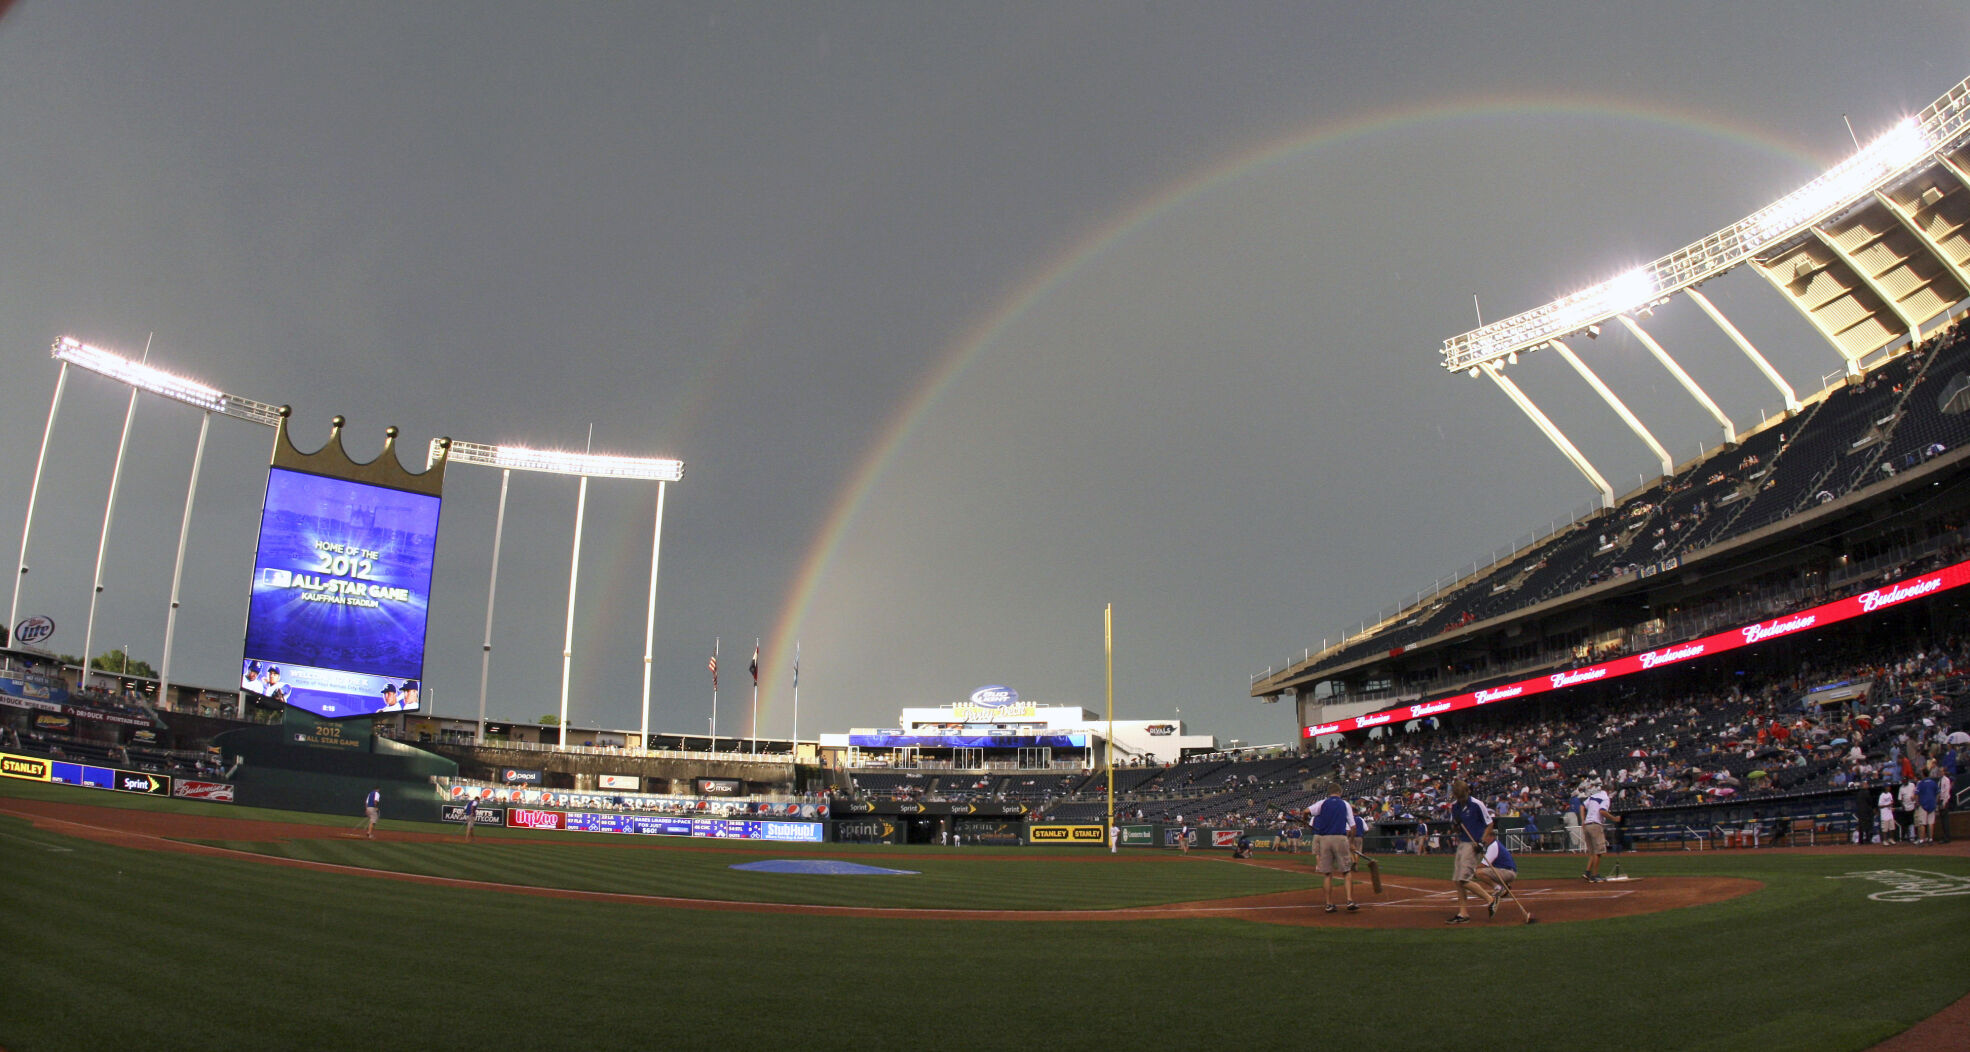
left=1304, top=559, right=1970, bottom=738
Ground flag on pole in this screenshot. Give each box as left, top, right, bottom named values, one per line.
left=793, top=642, right=799, bottom=689
left=709, top=648, right=718, bottom=690
left=750, top=640, right=759, bottom=685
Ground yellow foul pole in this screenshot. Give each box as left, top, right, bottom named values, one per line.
left=1105, top=603, right=1114, bottom=835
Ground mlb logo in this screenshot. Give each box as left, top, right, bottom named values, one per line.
left=263, top=568, right=292, bottom=589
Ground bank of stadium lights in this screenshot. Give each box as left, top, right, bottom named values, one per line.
left=433, top=437, right=684, bottom=752
left=1743, top=117, right=1932, bottom=247
left=438, top=439, right=684, bottom=481
left=1443, top=89, right=1968, bottom=374
left=50, top=336, right=284, bottom=426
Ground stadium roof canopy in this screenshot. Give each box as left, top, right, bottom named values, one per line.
left=1446, top=76, right=1970, bottom=509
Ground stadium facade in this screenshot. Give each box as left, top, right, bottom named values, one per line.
left=1258, top=75, right=1970, bottom=745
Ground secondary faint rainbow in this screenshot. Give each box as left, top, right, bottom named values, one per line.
left=745, top=94, right=1831, bottom=722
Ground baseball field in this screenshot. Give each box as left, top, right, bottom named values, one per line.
left=2, top=777, right=1965, bottom=1051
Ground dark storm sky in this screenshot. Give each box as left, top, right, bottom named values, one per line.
left=1, top=2, right=1965, bottom=745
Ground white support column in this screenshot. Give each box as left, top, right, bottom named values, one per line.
left=639, top=480, right=667, bottom=752
left=12, top=361, right=68, bottom=639
left=1617, top=314, right=1736, bottom=446
left=1549, top=339, right=1673, bottom=477
left=557, top=475, right=588, bottom=749
left=82, top=386, right=142, bottom=691
left=1812, top=228, right=1921, bottom=350
left=1481, top=362, right=1613, bottom=508
left=158, top=412, right=211, bottom=709
left=476, top=469, right=511, bottom=746
left=1686, top=289, right=1801, bottom=414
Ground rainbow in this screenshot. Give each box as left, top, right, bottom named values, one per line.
left=746, top=94, right=1828, bottom=730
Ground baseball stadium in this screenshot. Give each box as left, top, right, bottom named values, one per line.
left=7, top=64, right=1970, bottom=1052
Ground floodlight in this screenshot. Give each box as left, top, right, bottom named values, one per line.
left=49, top=336, right=283, bottom=426
left=53, top=337, right=226, bottom=413
left=1440, top=76, right=1970, bottom=374
left=441, top=439, right=684, bottom=481
left=1745, top=117, right=1932, bottom=246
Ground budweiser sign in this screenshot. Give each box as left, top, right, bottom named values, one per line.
left=1639, top=643, right=1705, bottom=670
left=1742, top=614, right=1816, bottom=644
left=1549, top=667, right=1607, bottom=688
left=1858, top=576, right=1942, bottom=612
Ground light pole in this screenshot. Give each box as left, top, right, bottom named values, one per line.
left=37, top=338, right=280, bottom=702
left=435, top=440, right=683, bottom=751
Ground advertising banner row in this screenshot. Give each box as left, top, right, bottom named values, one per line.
left=0, top=750, right=232, bottom=802
left=1305, top=558, right=1970, bottom=738
left=444, top=805, right=826, bottom=843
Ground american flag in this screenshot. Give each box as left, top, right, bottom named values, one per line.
left=708, top=650, right=718, bottom=689
left=750, top=641, right=759, bottom=685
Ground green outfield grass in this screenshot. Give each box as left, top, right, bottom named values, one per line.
left=2, top=778, right=1966, bottom=1052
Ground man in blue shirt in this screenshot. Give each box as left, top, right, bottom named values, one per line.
left=1474, top=832, right=1519, bottom=919
left=359, top=786, right=381, bottom=839
left=1447, top=779, right=1493, bottom=924
left=1309, top=782, right=1359, bottom=914
left=1915, top=771, right=1939, bottom=844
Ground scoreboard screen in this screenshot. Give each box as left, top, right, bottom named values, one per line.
left=241, top=467, right=442, bottom=719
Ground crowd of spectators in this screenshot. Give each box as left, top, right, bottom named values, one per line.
left=839, top=638, right=1967, bottom=841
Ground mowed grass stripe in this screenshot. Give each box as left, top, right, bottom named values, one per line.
left=4, top=804, right=1970, bottom=1051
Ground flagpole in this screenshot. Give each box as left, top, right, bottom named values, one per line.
left=711, top=637, right=719, bottom=748
left=750, top=638, right=760, bottom=754
left=792, top=641, right=800, bottom=761
left=1105, top=603, right=1115, bottom=838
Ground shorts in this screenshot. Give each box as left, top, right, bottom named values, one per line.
left=365, top=806, right=379, bottom=821
left=1584, top=822, right=1607, bottom=855
left=1314, top=834, right=1353, bottom=875
left=1918, top=808, right=1935, bottom=825
left=1481, top=865, right=1516, bottom=885
left=1452, top=841, right=1480, bottom=882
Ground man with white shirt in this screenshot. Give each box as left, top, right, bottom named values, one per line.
left=1578, top=779, right=1614, bottom=881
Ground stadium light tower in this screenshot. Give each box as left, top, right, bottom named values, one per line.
left=1440, top=76, right=1970, bottom=501
left=437, top=439, right=684, bottom=750
left=20, top=338, right=281, bottom=705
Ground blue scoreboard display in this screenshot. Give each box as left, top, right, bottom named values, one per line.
left=241, top=467, right=443, bottom=719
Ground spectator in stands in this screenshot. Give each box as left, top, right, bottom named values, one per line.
left=1937, top=768, right=1955, bottom=844
left=1898, top=778, right=1920, bottom=842
left=1914, top=769, right=1939, bottom=844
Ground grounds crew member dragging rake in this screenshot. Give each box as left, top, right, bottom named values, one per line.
left=1445, top=778, right=1537, bottom=924
left=1309, top=781, right=1360, bottom=913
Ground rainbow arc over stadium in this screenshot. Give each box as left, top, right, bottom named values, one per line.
left=726, top=95, right=1829, bottom=727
